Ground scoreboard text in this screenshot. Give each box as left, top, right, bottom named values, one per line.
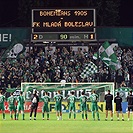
left=31, top=9, right=96, bottom=42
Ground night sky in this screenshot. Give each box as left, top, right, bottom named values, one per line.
left=0, top=0, right=133, bottom=27
left=119, top=0, right=133, bottom=26
left=0, top=0, right=18, bottom=27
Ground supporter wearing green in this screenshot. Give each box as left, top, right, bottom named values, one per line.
left=16, top=91, right=25, bottom=120
left=8, top=92, right=16, bottom=120
left=54, top=90, right=63, bottom=120
left=42, top=92, right=50, bottom=120
left=79, top=91, right=88, bottom=120
left=90, top=90, right=100, bottom=121
left=0, top=90, right=6, bottom=119
left=67, top=91, right=77, bottom=120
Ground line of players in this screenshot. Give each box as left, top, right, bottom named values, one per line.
left=0, top=89, right=133, bottom=121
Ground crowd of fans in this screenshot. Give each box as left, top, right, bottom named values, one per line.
left=0, top=45, right=133, bottom=90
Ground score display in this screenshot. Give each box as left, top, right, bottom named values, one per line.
left=32, top=33, right=96, bottom=42
left=31, top=9, right=96, bottom=42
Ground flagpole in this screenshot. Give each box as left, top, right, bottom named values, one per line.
left=97, top=27, right=100, bottom=82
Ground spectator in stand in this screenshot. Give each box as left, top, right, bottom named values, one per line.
left=116, top=68, right=124, bottom=88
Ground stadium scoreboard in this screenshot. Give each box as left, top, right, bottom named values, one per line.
left=31, top=9, right=96, bottom=42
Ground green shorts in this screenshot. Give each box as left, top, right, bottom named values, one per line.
left=17, top=105, right=24, bottom=111
left=9, top=105, right=16, bottom=112
left=55, top=104, right=62, bottom=112
left=69, top=104, right=76, bottom=112
left=80, top=104, right=87, bottom=111
left=91, top=103, right=98, bottom=111
left=42, top=105, right=49, bottom=112
left=0, top=104, right=5, bottom=111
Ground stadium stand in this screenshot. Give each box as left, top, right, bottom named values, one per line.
left=0, top=45, right=133, bottom=90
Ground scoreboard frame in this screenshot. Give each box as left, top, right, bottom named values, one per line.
left=31, top=9, right=96, bottom=42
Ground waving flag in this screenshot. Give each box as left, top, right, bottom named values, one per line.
left=80, top=61, right=98, bottom=79
left=93, top=41, right=121, bottom=70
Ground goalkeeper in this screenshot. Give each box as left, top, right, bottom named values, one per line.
left=89, top=90, right=100, bottom=121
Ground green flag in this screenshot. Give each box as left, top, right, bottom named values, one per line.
left=94, top=41, right=121, bottom=70
left=1, top=39, right=24, bottom=62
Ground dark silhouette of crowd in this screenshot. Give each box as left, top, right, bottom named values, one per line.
left=0, top=45, right=133, bottom=90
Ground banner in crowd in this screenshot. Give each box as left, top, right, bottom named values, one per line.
left=6, top=83, right=113, bottom=101
left=21, top=83, right=113, bottom=103
left=1, top=39, right=25, bottom=62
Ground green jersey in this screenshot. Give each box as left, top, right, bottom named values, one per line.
left=54, top=94, right=63, bottom=105
left=68, top=95, right=77, bottom=105
left=90, top=93, right=99, bottom=103
left=79, top=95, right=88, bottom=105
left=8, top=96, right=16, bottom=106
left=17, top=96, right=25, bottom=105
left=0, top=95, right=5, bottom=105
left=42, top=96, right=50, bottom=106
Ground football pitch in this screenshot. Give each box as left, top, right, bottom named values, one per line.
left=0, top=113, right=133, bottom=133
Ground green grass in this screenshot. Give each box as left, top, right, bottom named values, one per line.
left=0, top=113, right=133, bottom=133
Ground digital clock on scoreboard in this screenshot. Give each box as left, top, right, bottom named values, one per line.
left=31, top=9, right=96, bottom=42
